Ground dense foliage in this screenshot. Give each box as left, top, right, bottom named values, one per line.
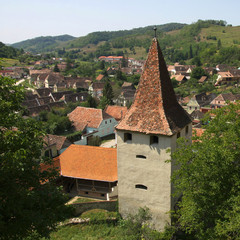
left=171, top=103, right=240, bottom=239
left=0, top=77, right=71, bottom=240
left=11, top=35, right=75, bottom=54
left=0, top=42, right=23, bottom=58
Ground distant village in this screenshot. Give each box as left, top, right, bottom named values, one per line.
left=1, top=51, right=240, bottom=203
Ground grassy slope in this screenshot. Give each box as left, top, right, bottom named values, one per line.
left=200, top=25, right=240, bottom=47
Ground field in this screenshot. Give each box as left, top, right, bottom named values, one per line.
left=0, top=58, right=21, bottom=67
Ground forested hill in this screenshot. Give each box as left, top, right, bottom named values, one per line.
left=0, top=42, right=23, bottom=58
left=11, top=23, right=186, bottom=53
left=11, top=35, right=75, bottom=53
left=9, top=20, right=240, bottom=66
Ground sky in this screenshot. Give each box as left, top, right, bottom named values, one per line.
left=1, top=0, right=240, bottom=44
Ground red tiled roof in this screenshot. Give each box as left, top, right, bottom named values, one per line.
left=192, top=128, right=205, bottom=137
left=60, top=145, right=117, bottom=182
left=43, top=134, right=71, bottom=151
left=116, top=38, right=191, bottom=135
left=68, top=107, right=112, bottom=131
left=104, top=105, right=128, bottom=121
left=40, top=157, right=61, bottom=174
left=96, top=74, right=104, bottom=81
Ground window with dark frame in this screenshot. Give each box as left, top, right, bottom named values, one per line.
left=136, top=155, right=147, bottom=159
left=177, top=132, right=181, bottom=138
left=124, top=133, right=132, bottom=142
left=150, top=135, right=158, bottom=145
left=135, top=184, right=148, bottom=190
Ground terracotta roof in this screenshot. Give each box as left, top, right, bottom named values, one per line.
left=104, top=105, right=128, bottom=121
left=96, top=74, right=104, bottom=81
left=44, top=134, right=72, bottom=151
left=171, top=74, right=186, bottom=82
left=35, top=88, right=52, bottom=97
left=40, top=157, right=61, bottom=179
left=59, top=145, right=117, bottom=182
left=192, top=128, right=205, bottom=137
left=199, top=76, right=208, bottom=83
left=68, top=107, right=112, bottom=131
left=116, top=38, right=191, bottom=135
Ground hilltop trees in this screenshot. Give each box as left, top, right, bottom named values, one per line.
left=0, top=77, right=71, bottom=240
left=171, top=103, right=240, bottom=239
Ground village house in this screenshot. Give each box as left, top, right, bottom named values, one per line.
left=104, top=105, right=128, bottom=122
left=68, top=107, right=118, bottom=145
left=115, top=89, right=136, bottom=107
left=88, top=82, right=105, bottom=98
left=59, top=145, right=118, bottom=200
left=98, top=56, right=123, bottom=63
left=171, top=74, right=187, bottom=85
left=198, top=75, right=208, bottom=83
left=43, top=134, right=72, bottom=157
left=186, top=92, right=214, bottom=113
left=116, top=37, right=192, bottom=231
left=96, top=74, right=105, bottom=81
left=215, top=71, right=235, bottom=85
left=210, top=93, right=238, bottom=109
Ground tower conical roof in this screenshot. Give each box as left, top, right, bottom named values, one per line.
left=116, top=38, right=191, bottom=136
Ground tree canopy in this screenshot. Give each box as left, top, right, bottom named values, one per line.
left=0, top=77, right=71, bottom=240
left=171, top=103, right=240, bottom=239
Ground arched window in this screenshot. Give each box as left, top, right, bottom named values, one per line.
left=136, top=155, right=147, bottom=159
left=135, top=184, right=148, bottom=190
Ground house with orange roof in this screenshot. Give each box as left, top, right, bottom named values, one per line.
left=210, top=93, right=237, bottom=109
left=104, top=105, right=128, bottom=122
left=96, top=74, right=105, bottom=81
left=171, top=74, right=187, bottom=85
left=59, top=145, right=118, bottom=200
left=215, top=71, right=235, bottom=85
left=68, top=107, right=118, bottom=144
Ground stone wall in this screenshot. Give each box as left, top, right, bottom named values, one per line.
left=73, top=200, right=117, bottom=216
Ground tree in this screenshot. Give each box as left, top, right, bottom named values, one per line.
left=171, top=103, right=240, bottom=239
left=53, top=63, right=60, bottom=72
left=190, top=66, right=206, bottom=79
left=217, top=39, right=222, bottom=50
left=189, top=44, right=193, bottom=59
left=103, top=81, right=114, bottom=105
left=0, top=77, right=71, bottom=239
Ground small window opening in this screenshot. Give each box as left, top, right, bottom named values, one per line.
left=135, top=184, right=148, bottom=190
left=185, top=126, right=189, bottom=135
left=105, top=121, right=107, bottom=124
left=124, top=133, right=132, bottom=142
left=150, top=135, right=158, bottom=145
left=101, top=194, right=105, bottom=197
left=177, top=132, right=181, bottom=138
left=136, top=155, right=147, bottom=159
left=85, top=191, right=89, bottom=194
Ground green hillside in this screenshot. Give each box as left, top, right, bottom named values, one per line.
left=11, top=34, right=75, bottom=53
left=9, top=20, right=240, bottom=66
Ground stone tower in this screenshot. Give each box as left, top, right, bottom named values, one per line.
left=116, top=37, right=192, bottom=230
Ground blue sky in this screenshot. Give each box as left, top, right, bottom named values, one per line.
left=1, top=0, right=240, bottom=44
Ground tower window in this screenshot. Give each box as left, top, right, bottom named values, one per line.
left=135, top=184, right=148, bottom=190
left=185, top=126, right=189, bottom=135
left=177, top=132, right=181, bottom=138
left=124, top=133, right=132, bottom=142
left=136, top=155, right=147, bottom=159
left=150, top=135, right=158, bottom=145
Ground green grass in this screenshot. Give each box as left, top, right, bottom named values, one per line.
left=41, top=210, right=132, bottom=240
left=45, top=222, right=132, bottom=240
left=201, top=25, right=240, bottom=47
left=72, top=197, right=98, bottom=204
left=0, top=58, right=21, bottom=67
